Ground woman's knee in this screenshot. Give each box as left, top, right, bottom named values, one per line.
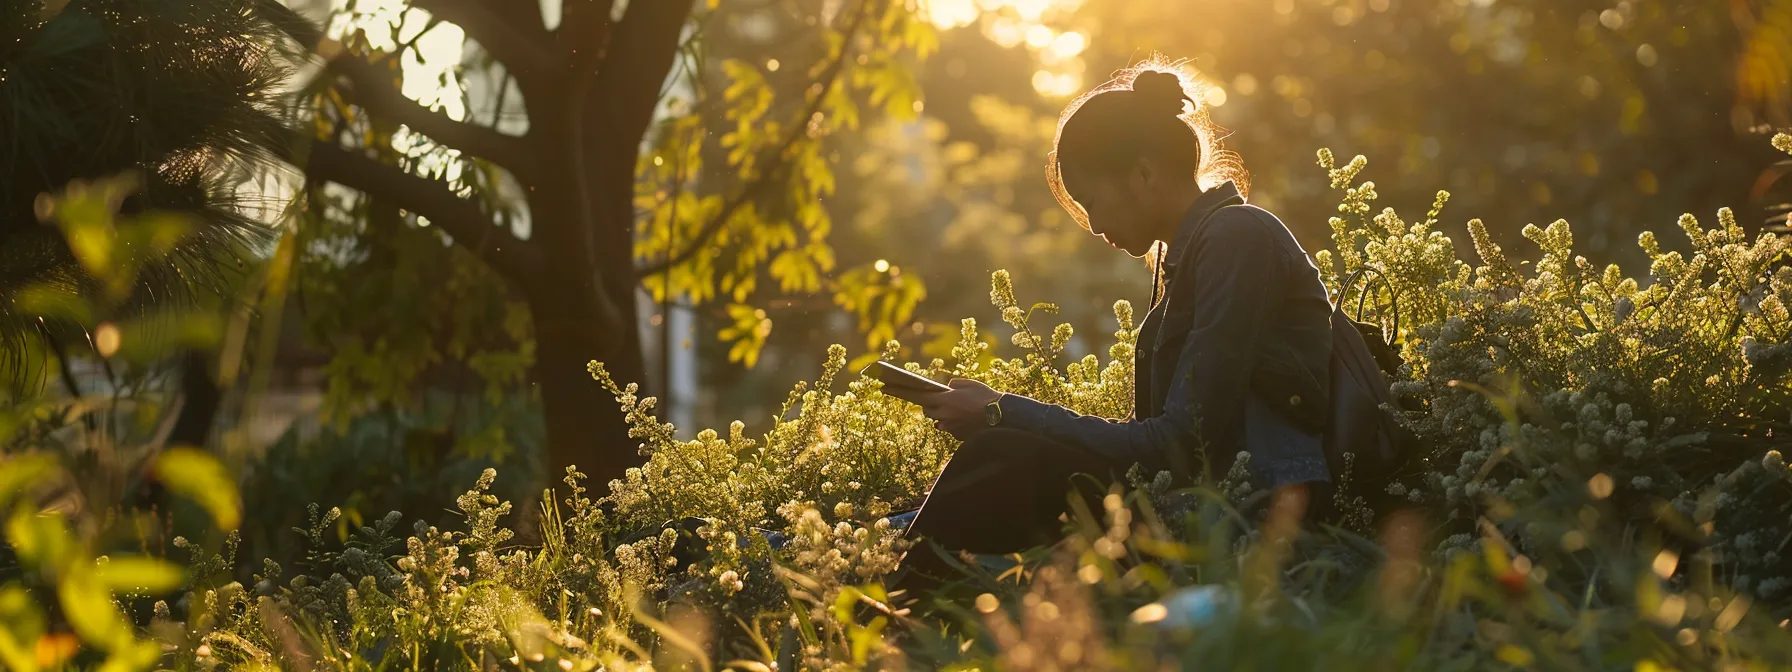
left=944, top=427, right=1047, bottom=468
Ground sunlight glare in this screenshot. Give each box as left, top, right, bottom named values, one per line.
left=1032, top=70, right=1081, bottom=98
left=936, top=0, right=1082, bottom=94
left=1203, top=86, right=1228, bottom=107
left=1048, top=31, right=1086, bottom=60
left=926, top=0, right=981, bottom=29
left=989, top=17, right=1024, bottom=48
left=329, top=0, right=467, bottom=122
left=1233, top=73, right=1259, bottom=96
left=1011, top=0, right=1052, bottom=21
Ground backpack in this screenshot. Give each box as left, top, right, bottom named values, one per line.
left=1321, top=269, right=1414, bottom=485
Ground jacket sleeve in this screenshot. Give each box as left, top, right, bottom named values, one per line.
left=995, top=211, right=1285, bottom=475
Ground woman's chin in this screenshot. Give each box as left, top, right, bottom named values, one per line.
left=1095, top=234, right=1145, bottom=257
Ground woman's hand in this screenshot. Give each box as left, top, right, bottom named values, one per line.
left=915, top=378, right=1003, bottom=441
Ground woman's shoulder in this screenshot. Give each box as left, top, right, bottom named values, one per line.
left=1188, top=204, right=1313, bottom=274
left=1201, top=203, right=1295, bottom=247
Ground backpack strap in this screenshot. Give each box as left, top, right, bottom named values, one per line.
left=1335, top=266, right=1401, bottom=349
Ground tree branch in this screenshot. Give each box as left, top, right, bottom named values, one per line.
left=257, top=0, right=324, bottom=50
left=632, top=1, right=874, bottom=280
left=258, top=0, right=545, bottom=164
left=306, top=142, right=536, bottom=280
left=410, top=0, right=555, bottom=80
left=327, top=52, right=532, bottom=175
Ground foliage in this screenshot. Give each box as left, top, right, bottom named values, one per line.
left=627, top=0, right=940, bottom=370
left=0, top=178, right=247, bottom=671
left=672, top=12, right=1150, bottom=431
left=0, top=0, right=289, bottom=390
left=289, top=0, right=946, bottom=483
left=14, top=137, right=1792, bottom=668
left=830, top=85, right=1149, bottom=368
left=1313, top=142, right=1792, bottom=593
left=230, top=391, right=544, bottom=574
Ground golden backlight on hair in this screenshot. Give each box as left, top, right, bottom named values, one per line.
left=1046, top=57, right=1248, bottom=233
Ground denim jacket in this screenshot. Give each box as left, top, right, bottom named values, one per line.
left=996, top=182, right=1335, bottom=487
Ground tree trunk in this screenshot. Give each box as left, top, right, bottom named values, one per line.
left=523, top=141, right=649, bottom=491
left=530, top=292, right=642, bottom=491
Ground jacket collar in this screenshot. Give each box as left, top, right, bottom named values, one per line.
left=1161, top=180, right=1245, bottom=272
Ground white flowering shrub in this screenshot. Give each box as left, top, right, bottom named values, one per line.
left=1312, top=141, right=1792, bottom=600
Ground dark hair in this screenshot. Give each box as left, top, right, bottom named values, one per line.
left=1046, top=59, right=1247, bottom=233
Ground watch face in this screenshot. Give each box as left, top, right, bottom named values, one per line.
left=985, top=401, right=1001, bottom=426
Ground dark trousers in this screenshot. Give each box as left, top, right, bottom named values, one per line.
left=900, top=428, right=1338, bottom=557
left=902, top=427, right=1122, bottom=554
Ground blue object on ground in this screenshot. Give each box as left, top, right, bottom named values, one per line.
left=1132, top=585, right=1236, bottom=630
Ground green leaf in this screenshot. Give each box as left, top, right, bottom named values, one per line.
left=0, top=625, right=37, bottom=672
left=721, top=59, right=767, bottom=107
left=116, top=212, right=194, bottom=259
left=851, top=615, right=887, bottom=664
left=12, top=284, right=96, bottom=327
left=96, top=639, right=161, bottom=672
left=831, top=585, right=861, bottom=623
left=0, top=455, right=58, bottom=507
left=454, top=423, right=515, bottom=463
left=114, top=311, right=225, bottom=363
left=719, top=304, right=772, bottom=369
left=94, top=557, right=184, bottom=594
left=59, top=568, right=129, bottom=649
left=5, top=509, right=76, bottom=570
left=63, top=216, right=118, bottom=277
left=0, top=584, right=47, bottom=671
left=770, top=250, right=821, bottom=293
left=152, top=447, right=241, bottom=530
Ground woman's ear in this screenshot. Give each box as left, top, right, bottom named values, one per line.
left=1127, top=157, right=1156, bottom=193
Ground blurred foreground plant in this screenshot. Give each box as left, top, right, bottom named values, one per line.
left=1, top=176, right=245, bottom=671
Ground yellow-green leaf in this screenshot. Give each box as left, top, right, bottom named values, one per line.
left=0, top=455, right=58, bottom=507
left=12, top=284, right=95, bottom=327
left=153, top=447, right=241, bottom=530
left=0, top=584, right=47, bottom=672
left=64, top=219, right=117, bottom=275
left=119, top=212, right=194, bottom=258
left=59, top=569, right=129, bottom=650
left=96, top=639, right=161, bottom=672
left=94, top=557, right=184, bottom=594
left=114, top=312, right=225, bottom=363
left=0, top=628, right=36, bottom=672
left=1496, top=644, right=1534, bottom=668
left=5, top=510, right=76, bottom=569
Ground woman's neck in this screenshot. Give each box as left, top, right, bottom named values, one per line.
left=1151, top=182, right=1208, bottom=245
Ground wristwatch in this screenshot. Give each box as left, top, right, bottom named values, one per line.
left=984, top=394, right=1005, bottom=426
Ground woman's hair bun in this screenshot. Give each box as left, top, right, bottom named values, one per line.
left=1131, top=70, right=1192, bottom=116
